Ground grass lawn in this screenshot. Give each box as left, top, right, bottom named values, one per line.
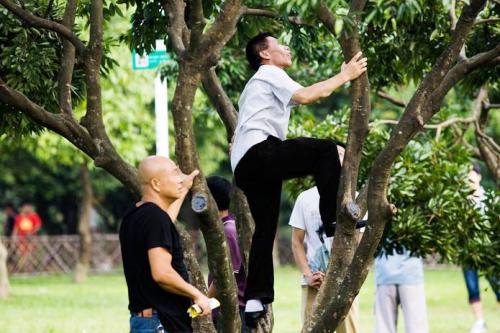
left=0, top=266, right=498, bottom=333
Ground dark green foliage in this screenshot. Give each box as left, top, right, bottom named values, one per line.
left=286, top=108, right=499, bottom=275
left=0, top=0, right=121, bottom=138
left=0, top=2, right=77, bottom=136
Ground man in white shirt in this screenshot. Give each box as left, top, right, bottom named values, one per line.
left=290, top=186, right=365, bottom=333
left=231, top=32, right=367, bottom=326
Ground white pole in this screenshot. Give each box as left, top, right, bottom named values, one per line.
left=155, top=73, right=169, bottom=157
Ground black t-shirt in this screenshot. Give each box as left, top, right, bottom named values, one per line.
left=119, top=202, right=192, bottom=332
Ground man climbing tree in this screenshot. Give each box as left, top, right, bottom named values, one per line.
left=231, top=32, right=367, bottom=327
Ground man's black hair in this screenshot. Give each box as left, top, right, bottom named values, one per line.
left=207, top=176, right=233, bottom=211
left=246, top=32, right=275, bottom=71
left=3, top=202, right=15, bottom=209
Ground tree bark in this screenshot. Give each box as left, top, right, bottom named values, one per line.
left=74, top=161, right=93, bottom=283
left=170, top=61, right=240, bottom=333
left=0, top=238, right=9, bottom=298
left=178, top=226, right=216, bottom=333
left=304, top=1, right=488, bottom=332
left=305, top=1, right=371, bottom=331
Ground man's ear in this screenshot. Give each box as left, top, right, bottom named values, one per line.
left=151, top=178, right=161, bottom=192
left=259, top=49, right=271, bottom=61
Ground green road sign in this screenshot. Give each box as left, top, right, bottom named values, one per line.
left=132, top=49, right=171, bottom=71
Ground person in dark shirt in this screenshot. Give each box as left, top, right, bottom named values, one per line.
left=3, top=202, right=17, bottom=236
left=120, top=156, right=211, bottom=333
left=206, top=176, right=247, bottom=332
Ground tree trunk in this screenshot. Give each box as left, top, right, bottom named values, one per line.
left=74, top=161, right=93, bottom=283
left=171, top=61, right=240, bottom=333
left=178, top=226, right=216, bottom=333
left=232, top=188, right=254, bottom=273
left=0, top=237, right=9, bottom=298
left=250, top=304, right=274, bottom=333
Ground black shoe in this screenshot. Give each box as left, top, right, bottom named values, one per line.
left=244, top=304, right=268, bottom=329
left=321, top=220, right=367, bottom=238
left=356, top=220, right=367, bottom=229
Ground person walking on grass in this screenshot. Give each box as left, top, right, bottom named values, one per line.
left=231, top=31, right=368, bottom=326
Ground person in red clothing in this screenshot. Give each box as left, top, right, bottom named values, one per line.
left=13, top=203, right=42, bottom=259
left=13, top=203, right=42, bottom=237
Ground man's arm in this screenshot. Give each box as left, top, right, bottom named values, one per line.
left=291, top=227, right=323, bottom=289
left=148, top=246, right=211, bottom=316
left=292, top=52, right=367, bottom=105
left=166, top=170, right=199, bottom=221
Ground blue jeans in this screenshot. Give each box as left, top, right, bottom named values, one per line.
left=130, top=313, right=167, bottom=333
left=463, top=269, right=500, bottom=303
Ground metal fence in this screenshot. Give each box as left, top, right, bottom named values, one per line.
left=1, top=234, right=122, bottom=276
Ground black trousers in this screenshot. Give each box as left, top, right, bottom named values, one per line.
left=234, top=136, right=342, bottom=304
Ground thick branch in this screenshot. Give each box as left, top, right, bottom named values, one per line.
left=377, top=91, right=406, bottom=107
left=0, top=77, right=73, bottom=136
left=58, top=0, right=78, bottom=115
left=201, top=67, right=238, bottom=142
left=0, top=0, right=87, bottom=56
left=188, top=0, right=205, bottom=47
left=199, top=0, right=242, bottom=58
left=0, top=76, right=140, bottom=194
left=161, top=0, right=188, bottom=56
left=81, top=0, right=108, bottom=142
left=241, top=7, right=305, bottom=25
left=430, top=44, right=500, bottom=108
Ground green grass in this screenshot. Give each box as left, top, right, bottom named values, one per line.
left=0, top=267, right=498, bottom=333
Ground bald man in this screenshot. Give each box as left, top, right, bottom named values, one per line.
left=120, top=156, right=210, bottom=333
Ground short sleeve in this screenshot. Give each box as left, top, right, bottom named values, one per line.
left=258, top=66, right=303, bottom=107
left=289, top=194, right=306, bottom=230
left=144, top=208, right=174, bottom=252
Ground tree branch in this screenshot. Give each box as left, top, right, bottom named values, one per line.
left=1, top=78, right=68, bottom=134
left=475, top=17, right=500, bottom=25
left=57, top=0, right=78, bottom=116
left=241, top=7, right=306, bottom=25
left=449, top=0, right=458, bottom=30
left=161, top=0, right=188, bottom=56
left=0, top=0, right=87, bottom=56
left=187, top=0, right=205, bottom=46
left=430, top=44, right=500, bottom=108
left=201, top=67, right=238, bottom=142
left=376, top=90, right=406, bottom=107
left=80, top=0, right=106, bottom=141
left=371, top=116, right=476, bottom=130
left=484, top=103, right=500, bottom=110
left=199, top=0, right=242, bottom=58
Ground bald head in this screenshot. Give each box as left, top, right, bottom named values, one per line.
left=138, top=156, right=183, bottom=199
